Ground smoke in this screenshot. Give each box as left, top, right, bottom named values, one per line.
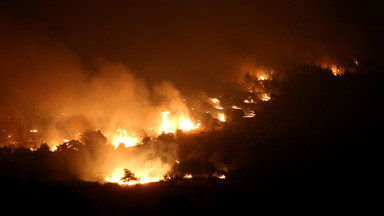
left=0, top=19, right=189, bottom=141
left=0, top=20, right=192, bottom=181
left=1, top=0, right=378, bottom=93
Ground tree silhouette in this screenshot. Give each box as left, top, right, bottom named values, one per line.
left=37, top=143, right=50, bottom=152
left=120, top=169, right=138, bottom=182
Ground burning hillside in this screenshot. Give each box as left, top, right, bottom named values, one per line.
left=0, top=58, right=380, bottom=214
left=0, top=27, right=366, bottom=185
left=0, top=0, right=381, bottom=214
left=0, top=39, right=287, bottom=185
left=0, top=71, right=276, bottom=185
left=0, top=55, right=364, bottom=186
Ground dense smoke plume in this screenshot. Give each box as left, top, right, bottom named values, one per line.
left=0, top=21, right=193, bottom=181
left=0, top=22, right=193, bottom=144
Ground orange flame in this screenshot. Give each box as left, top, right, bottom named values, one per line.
left=105, top=168, right=161, bottom=185
left=219, top=113, right=226, bottom=122
left=211, top=98, right=224, bottom=110
left=112, top=129, right=140, bottom=148
left=180, top=118, right=201, bottom=131
left=161, top=111, right=173, bottom=133
left=261, top=93, right=271, bottom=101
left=161, top=111, right=200, bottom=133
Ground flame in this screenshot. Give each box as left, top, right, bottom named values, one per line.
left=161, top=111, right=173, bottom=133
left=232, top=105, right=242, bottom=110
left=219, top=113, right=226, bottom=122
left=105, top=168, right=135, bottom=185
left=261, top=93, right=271, bottom=101
left=139, top=174, right=160, bottom=184
left=218, top=175, right=226, bottom=179
left=161, top=111, right=200, bottom=133
left=183, top=174, right=193, bottom=179
left=243, top=110, right=256, bottom=118
left=244, top=99, right=255, bottom=104
left=105, top=168, right=161, bottom=185
left=112, top=128, right=140, bottom=148
left=330, top=65, right=344, bottom=76
left=321, top=64, right=345, bottom=76
left=211, top=98, right=219, bottom=103
left=29, top=129, right=38, bottom=133
left=211, top=98, right=224, bottom=110
left=258, top=75, right=267, bottom=81
left=50, top=145, right=58, bottom=152
left=180, top=118, right=200, bottom=131
left=104, top=111, right=200, bottom=185
left=354, top=59, right=359, bottom=66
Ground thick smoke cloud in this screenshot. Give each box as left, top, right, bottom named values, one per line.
left=0, top=18, right=193, bottom=146
left=0, top=18, right=194, bottom=181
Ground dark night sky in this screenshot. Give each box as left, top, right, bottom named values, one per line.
left=1, top=0, right=381, bottom=92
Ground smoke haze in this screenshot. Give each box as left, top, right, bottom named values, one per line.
left=1, top=0, right=380, bottom=90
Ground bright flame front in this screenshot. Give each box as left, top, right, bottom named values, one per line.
left=180, top=118, right=200, bottom=131
left=105, top=168, right=161, bottom=185
left=161, top=111, right=173, bottom=133
left=211, top=98, right=224, bottom=110
left=261, top=93, right=271, bottom=101
left=160, top=111, right=200, bottom=133
left=112, top=129, right=140, bottom=148
left=219, top=113, right=226, bottom=122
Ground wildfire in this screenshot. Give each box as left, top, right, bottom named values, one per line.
left=105, top=168, right=135, bottom=185
left=183, top=174, right=193, bottom=179
left=161, top=111, right=173, bottom=133
left=232, top=106, right=242, bottom=110
left=258, top=75, right=267, bottom=81
left=244, top=99, right=255, bottom=104
left=354, top=59, right=359, bottom=66
left=321, top=64, right=345, bottom=76
left=330, top=65, right=345, bottom=76
left=211, top=98, right=224, bottom=110
left=161, top=111, right=200, bottom=133
left=103, top=110, right=199, bottom=185
left=105, top=168, right=161, bottom=185
left=261, top=93, right=271, bottom=101
left=219, top=113, right=226, bottom=122
left=112, top=128, right=140, bottom=148
left=29, top=129, right=38, bottom=133
left=50, top=145, right=58, bottom=152
left=211, top=98, right=219, bottom=103
left=180, top=118, right=200, bottom=131
left=243, top=110, right=256, bottom=118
